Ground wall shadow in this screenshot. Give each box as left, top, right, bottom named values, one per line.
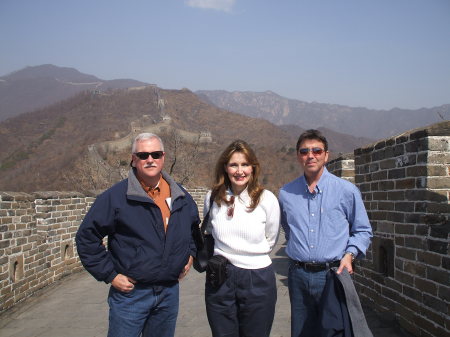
left=271, top=238, right=289, bottom=286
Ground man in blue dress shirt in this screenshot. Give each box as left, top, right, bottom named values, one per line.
left=279, top=129, right=372, bottom=337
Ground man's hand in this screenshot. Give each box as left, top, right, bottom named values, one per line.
left=111, top=274, right=136, bottom=292
left=337, top=253, right=354, bottom=275
left=179, top=256, right=194, bottom=280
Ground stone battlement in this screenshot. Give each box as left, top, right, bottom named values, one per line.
left=327, top=121, right=449, bottom=337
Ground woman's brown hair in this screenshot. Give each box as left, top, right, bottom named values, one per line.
left=211, top=140, right=264, bottom=211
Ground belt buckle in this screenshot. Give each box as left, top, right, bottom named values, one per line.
left=295, top=261, right=303, bottom=269
left=304, top=262, right=320, bottom=272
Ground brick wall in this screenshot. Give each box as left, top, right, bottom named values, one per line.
left=187, top=187, right=209, bottom=218
left=0, top=187, right=208, bottom=313
left=328, top=121, right=450, bottom=337
left=327, top=152, right=355, bottom=184
left=0, top=191, right=91, bottom=312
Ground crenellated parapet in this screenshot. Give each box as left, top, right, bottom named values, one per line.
left=328, top=121, right=449, bottom=337
left=0, top=191, right=94, bottom=312
left=327, top=152, right=355, bottom=184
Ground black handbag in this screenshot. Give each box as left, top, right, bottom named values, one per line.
left=193, top=195, right=215, bottom=273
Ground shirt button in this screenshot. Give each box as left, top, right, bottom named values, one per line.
left=310, top=245, right=314, bottom=248
left=311, top=213, right=315, bottom=217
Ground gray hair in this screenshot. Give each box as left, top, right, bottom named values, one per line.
left=131, top=133, right=164, bottom=153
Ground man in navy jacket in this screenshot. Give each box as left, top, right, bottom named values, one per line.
left=76, top=133, right=200, bottom=337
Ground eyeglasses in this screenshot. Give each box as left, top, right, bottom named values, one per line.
left=134, top=151, right=164, bottom=160
left=298, top=147, right=325, bottom=156
left=227, top=196, right=235, bottom=218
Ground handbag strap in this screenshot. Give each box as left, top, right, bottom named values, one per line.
left=200, top=192, right=215, bottom=233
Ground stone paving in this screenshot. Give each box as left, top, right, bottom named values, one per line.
left=0, top=238, right=411, bottom=337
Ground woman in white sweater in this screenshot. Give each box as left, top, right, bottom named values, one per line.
left=203, top=140, right=280, bottom=337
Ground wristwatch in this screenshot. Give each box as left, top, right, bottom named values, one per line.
left=345, top=252, right=356, bottom=262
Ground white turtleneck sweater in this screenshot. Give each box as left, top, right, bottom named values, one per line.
left=204, top=188, right=280, bottom=269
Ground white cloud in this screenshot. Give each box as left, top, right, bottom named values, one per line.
left=185, top=0, right=236, bottom=13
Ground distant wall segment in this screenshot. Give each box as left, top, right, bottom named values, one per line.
left=328, top=121, right=449, bottom=337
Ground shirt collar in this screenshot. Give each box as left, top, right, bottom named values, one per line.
left=302, top=167, right=330, bottom=194
left=138, top=174, right=161, bottom=193
left=227, top=186, right=251, bottom=204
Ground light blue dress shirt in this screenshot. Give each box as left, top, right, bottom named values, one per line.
left=279, top=167, right=372, bottom=263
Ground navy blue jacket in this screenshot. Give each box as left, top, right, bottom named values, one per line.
left=76, top=169, right=200, bottom=285
left=319, top=268, right=373, bottom=337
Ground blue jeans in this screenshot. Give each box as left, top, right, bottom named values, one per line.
left=288, top=261, right=328, bottom=337
left=107, top=283, right=179, bottom=337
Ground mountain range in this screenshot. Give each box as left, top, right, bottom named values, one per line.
left=0, top=65, right=375, bottom=193
left=0, top=64, right=444, bottom=193
left=196, top=90, right=449, bottom=140
left=2, top=65, right=447, bottom=141
left=0, top=86, right=300, bottom=192
left=0, top=64, right=148, bottom=121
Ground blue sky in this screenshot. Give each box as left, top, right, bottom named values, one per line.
left=1, top=0, right=449, bottom=110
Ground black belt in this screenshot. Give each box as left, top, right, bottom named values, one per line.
left=292, top=260, right=340, bottom=272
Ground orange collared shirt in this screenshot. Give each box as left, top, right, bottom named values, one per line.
left=139, top=176, right=171, bottom=233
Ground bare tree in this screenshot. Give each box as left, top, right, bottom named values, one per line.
left=168, top=129, right=182, bottom=175
left=166, top=129, right=202, bottom=186
left=178, top=136, right=201, bottom=185
left=62, top=148, right=127, bottom=191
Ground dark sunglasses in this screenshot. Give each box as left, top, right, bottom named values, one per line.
left=298, top=147, right=325, bottom=156
left=134, top=151, right=164, bottom=160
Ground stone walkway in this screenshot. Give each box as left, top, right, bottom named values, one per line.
left=0, top=239, right=411, bottom=337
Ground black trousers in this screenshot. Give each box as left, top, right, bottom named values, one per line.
left=205, top=263, right=277, bottom=337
